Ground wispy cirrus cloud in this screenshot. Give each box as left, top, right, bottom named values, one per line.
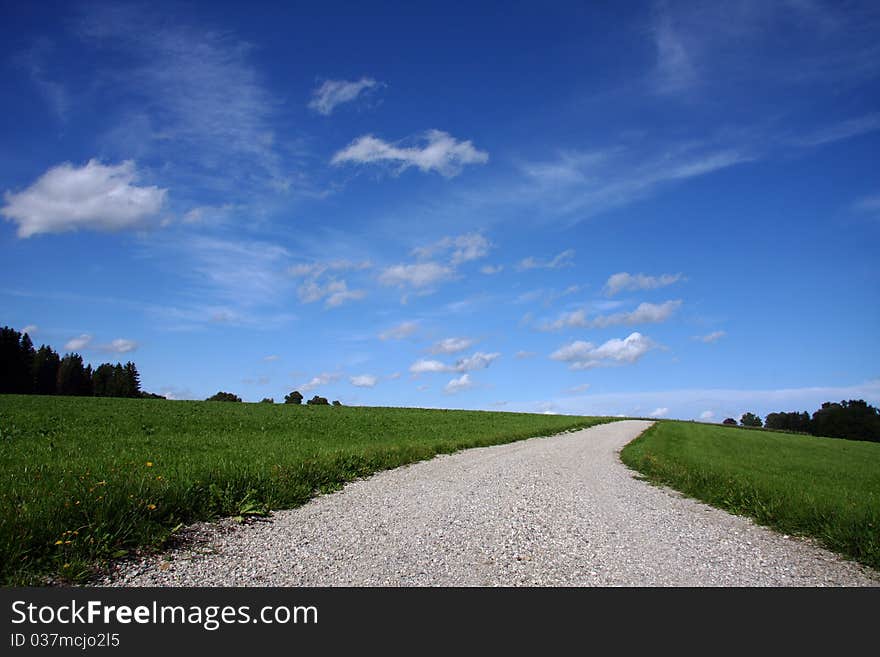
left=793, top=113, right=880, bottom=148
left=378, top=321, right=419, bottom=341
left=604, top=272, right=683, bottom=296
left=516, top=249, right=575, bottom=271
left=413, top=232, right=491, bottom=266
left=378, top=262, right=456, bottom=290
left=541, top=300, right=682, bottom=331
left=331, top=130, right=488, bottom=177
left=2, top=160, right=167, bottom=238
left=693, top=330, right=726, bottom=343
left=289, top=259, right=369, bottom=309
left=308, top=77, right=380, bottom=115
left=300, top=372, right=340, bottom=392
left=429, top=337, right=475, bottom=355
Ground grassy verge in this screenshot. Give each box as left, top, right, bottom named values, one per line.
left=620, top=420, right=880, bottom=571
left=0, top=395, right=613, bottom=585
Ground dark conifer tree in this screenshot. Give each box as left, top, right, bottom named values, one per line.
left=32, top=345, right=60, bottom=395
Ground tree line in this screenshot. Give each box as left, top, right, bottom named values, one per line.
left=721, top=399, right=879, bottom=442
left=0, top=326, right=154, bottom=399
left=207, top=390, right=341, bottom=405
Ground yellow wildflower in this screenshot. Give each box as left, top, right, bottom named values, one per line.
left=146, top=462, right=153, bottom=467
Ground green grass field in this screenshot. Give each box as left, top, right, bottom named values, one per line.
left=0, top=395, right=613, bottom=585
left=620, top=421, right=880, bottom=571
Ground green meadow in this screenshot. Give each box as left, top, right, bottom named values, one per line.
left=620, top=421, right=880, bottom=571
left=0, top=395, right=612, bottom=585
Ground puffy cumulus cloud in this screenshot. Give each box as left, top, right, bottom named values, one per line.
left=700, top=410, right=715, bottom=421
left=604, top=272, right=683, bottom=296
left=429, top=337, right=474, bottom=355
left=410, top=351, right=500, bottom=374
left=550, top=332, right=657, bottom=370
left=516, top=249, right=575, bottom=271
left=649, top=407, right=669, bottom=418
left=331, top=130, right=488, bottom=177
left=379, top=321, right=419, bottom=341
left=2, top=160, right=167, bottom=238
left=413, top=233, right=491, bottom=266
left=350, top=374, right=378, bottom=388
left=378, top=262, right=455, bottom=289
left=542, top=300, right=682, bottom=331
left=444, top=373, right=473, bottom=394
left=694, top=330, right=726, bottom=343
left=308, top=77, right=379, bottom=115
left=64, top=334, right=93, bottom=351
left=101, top=338, right=138, bottom=354
left=300, top=372, right=340, bottom=392
left=409, top=359, right=450, bottom=374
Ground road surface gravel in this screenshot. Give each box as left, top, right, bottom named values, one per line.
left=98, top=420, right=879, bottom=586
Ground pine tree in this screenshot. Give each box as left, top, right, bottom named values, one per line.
left=124, top=362, right=141, bottom=397
left=19, top=333, right=35, bottom=393
left=33, top=345, right=60, bottom=395
left=57, top=354, right=88, bottom=396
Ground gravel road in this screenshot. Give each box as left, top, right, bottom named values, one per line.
left=98, top=420, right=879, bottom=586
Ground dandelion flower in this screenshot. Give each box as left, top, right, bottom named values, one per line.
left=146, top=462, right=153, bottom=467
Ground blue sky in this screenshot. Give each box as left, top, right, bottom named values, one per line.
left=2, top=0, right=878, bottom=420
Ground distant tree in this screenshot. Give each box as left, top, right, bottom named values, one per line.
left=332, top=400, right=341, bottom=406
left=306, top=395, right=329, bottom=405
left=722, top=418, right=737, bottom=425
left=206, top=391, right=242, bottom=402
left=32, top=345, right=60, bottom=395
left=765, top=411, right=812, bottom=433
left=260, top=397, right=275, bottom=404
left=740, top=412, right=763, bottom=428
left=0, top=326, right=34, bottom=393
left=123, top=361, right=141, bottom=397
left=139, top=391, right=166, bottom=399
left=284, top=390, right=303, bottom=405
left=811, top=400, right=880, bottom=442
left=92, top=363, right=114, bottom=397
left=19, top=332, right=35, bottom=394
left=57, top=353, right=91, bottom=396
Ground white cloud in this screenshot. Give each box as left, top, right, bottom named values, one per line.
left=378, top=262, right=455, bottom=289
left=700, top=410, right=715, bottom=421
left=429, top=337, right=474, bottom=354
left=379, top=321, right=419, bottom=340
left=542, top=300, right=682, bottom=331
left=481, top=264, right=503, bottom=275
left=290, top=259, right=369, bottom=309
left=410, top=359, right=449, bottom=374
left=21, top=324, right=38, bottom=335
left=410, top=351, right=500, bottom=375
left=300, top=372, right=340, bottom=392
left=604, top=272, right=683, bottom=296
left=454, top=352, right=500, bottom=372
left=2, top=160, right=167, bottom=238
left=516, top=249, right=575, bottom=271
left=444, top=373, right=473, bottom=394
left=64, top=334, right=93, bottom=351
left=653, top=16, right=698, bottom=94
left=515, top=350, right=537, bottom=359
left=331, top=129, right=489, bottom=177
left=413, top=233, right=491, bottom=265
left=694, top=330, right=726, bottom=343
left=387, top=372, right=402, bottom=380
left=308, top=77, right=379, bottom=115
left=550, top=332, right=657, bottom=370
left=795, top=113, right=880, bottom=147
left=649, top=407, right=670, bottom=418
left=566, top=383, right=591, bottom=394
left=101, top=338, right=138, bottom=354
left=350, top=374, right=378, bottom=388
left=263, top=355, right=279, bottom=362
